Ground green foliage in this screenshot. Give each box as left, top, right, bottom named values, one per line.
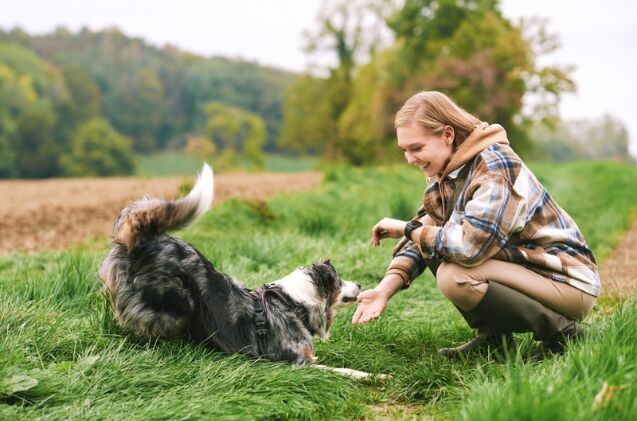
left=0, top=41, right=69, bottom=178
left=12, top=102, right=60, bottom=178
left=0, top=136, right=15, bottom=177
left=183, top=57, right=294, bottom=151
left=104, top=67, right=164, bottom=152
left=0, top=27, right=296, bottom=178
left=278, top=75, right=335, bottom=155
left=59, top=118, right=136, bottom=176
left=281, top=0, right=576, bottom=163
left=0, top=40, right=106, bottom=178
left=1, top=162, right=637, bottom=419
left=280, top=0, right=393, bottom=163
left=204, top=101, right=266, bottom=169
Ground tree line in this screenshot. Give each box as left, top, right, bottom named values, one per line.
left=0, top=27, right=295, bottom=177
left=0, top=0, right=631, bottom=178
left=279, top=0, right=580, bottom=164
left=279, top=0, right=631, bottom=165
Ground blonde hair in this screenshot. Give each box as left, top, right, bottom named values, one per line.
left=395, top=91, right=481, bottom=146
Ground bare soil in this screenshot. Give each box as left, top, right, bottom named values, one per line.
left=0, top=172, right=322, bottom=254
left=599, top=219, right=637, bottom=299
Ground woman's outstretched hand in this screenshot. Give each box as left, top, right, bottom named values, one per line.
left=351, top=289, right=389, bottom=324
left=371, top=218, right=407, bottom=246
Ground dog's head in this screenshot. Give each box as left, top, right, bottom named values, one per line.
left=274, top=260, right=360, bottom=339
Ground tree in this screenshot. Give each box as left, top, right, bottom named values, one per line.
left=204, top=101, right=266, bottom=169
left=104, top=67, right=164, bottom=152
left=0, top=136, right=15, bottom=177
left=308, top=0, right=576, bottom=162
left=278, top=75, right=336, bottom=155
left=184, top=135, right=216, bottom=161
left=0, top=41, right=69, bottom=178
left=385, top=1, right=575, bottom=154
left=59, top=118, right=136, bottom=176
left=0, top=63, right=24, bottom=177
left=278, top=0, right=396, bottom=161
left=0, top=26, right=295, bottom=154
left=12, top=103, right=59, bottom=178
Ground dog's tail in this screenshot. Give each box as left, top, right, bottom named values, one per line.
left=113, top=164, right=214, bottom=250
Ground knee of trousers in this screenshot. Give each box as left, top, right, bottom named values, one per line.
left=435, top=261, right=482, bottom=308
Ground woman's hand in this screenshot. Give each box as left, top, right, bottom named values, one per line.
left=351, top=289, right=390, bottom=324
left=371, top=218, right=407, bottom=246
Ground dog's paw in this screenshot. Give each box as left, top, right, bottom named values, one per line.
left=311, top=364, right=391, bottom=380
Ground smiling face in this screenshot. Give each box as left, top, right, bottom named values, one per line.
left=397, top=122, right=455, bottom=177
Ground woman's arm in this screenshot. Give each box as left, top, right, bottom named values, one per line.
left=353, top=214, right=437, bottom=325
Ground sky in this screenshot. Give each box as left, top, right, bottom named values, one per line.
left=1, top=0, right=636, bottom=158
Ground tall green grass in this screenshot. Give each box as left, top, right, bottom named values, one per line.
left=2, top=161, right=637, bottom=420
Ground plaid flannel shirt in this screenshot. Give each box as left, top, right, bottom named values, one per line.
left=386, top=143, right=601, bottom=297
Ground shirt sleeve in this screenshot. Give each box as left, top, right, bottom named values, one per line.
left=417, top=173, right=527, bottom=267
left=385, top=240, right=427, bottom=289
left=384, top=206, right=431, bottom=288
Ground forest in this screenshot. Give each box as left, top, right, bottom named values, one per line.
left=0, top=0, right=631, bottom=178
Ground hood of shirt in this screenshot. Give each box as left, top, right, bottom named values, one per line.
left=425, top=123, right=510, bottom=224
left=439, top=122, right=510, bottom=182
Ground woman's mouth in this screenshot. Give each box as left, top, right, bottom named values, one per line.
left=421, top=162, right=431, bottom=171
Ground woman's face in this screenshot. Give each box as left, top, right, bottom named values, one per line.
left=397, top=123, right=455, bottom=177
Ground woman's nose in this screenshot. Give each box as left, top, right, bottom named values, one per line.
left=406, top=153, right=417, bottom=164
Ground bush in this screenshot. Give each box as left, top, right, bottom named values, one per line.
left=59, top=118, right=136, bottom=176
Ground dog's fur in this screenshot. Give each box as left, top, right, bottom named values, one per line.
left=99, top=164, right=361, bottom=366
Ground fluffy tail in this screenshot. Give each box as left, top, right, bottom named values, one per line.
left=114, top=164, right=214, bottom=250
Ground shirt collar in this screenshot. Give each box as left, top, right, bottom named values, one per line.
left=427, top=164, right=466, bottom=184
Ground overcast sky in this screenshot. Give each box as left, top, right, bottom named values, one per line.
left=2, top=0, right=636, bottom=157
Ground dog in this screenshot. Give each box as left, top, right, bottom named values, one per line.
left=99, top=164, right=377, bottom=378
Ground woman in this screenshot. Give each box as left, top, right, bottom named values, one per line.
left=352, top=91, right=600, bottom=359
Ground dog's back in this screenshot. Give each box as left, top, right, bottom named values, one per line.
left=99, top=164, right=214, bottom=339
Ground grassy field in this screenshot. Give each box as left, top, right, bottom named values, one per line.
left=137, top=152, right=318, bottom=176
left=2, top=161, right=637, bottom=420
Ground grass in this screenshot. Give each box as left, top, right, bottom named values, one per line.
left=2, top=161, right=637, bottom=420
left=137, top=152, right=318, bottom=176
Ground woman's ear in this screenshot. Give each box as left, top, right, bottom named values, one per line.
left=444, top=125, right=455, bottom=145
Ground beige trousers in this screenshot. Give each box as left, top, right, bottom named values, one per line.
left=435, top=259, right=596, bottom=321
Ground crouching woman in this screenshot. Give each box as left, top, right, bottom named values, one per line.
left=352, top=91, right=599, bottom=359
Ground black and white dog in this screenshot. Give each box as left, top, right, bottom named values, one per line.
left=99, top=165, right=373, bottom=377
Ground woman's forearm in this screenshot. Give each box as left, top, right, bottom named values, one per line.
left=374, top=273, right=405, bottom=299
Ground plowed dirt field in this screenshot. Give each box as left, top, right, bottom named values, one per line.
left=0, top=172, right=322, bottom=254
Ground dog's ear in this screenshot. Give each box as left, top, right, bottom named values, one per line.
left=311, top=261, right=341, bottom=298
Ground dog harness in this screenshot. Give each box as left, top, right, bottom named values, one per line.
left=249, top=283, right=292, bottom=357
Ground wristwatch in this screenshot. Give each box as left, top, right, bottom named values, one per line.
left=404, top=220, right=423, bottom=242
